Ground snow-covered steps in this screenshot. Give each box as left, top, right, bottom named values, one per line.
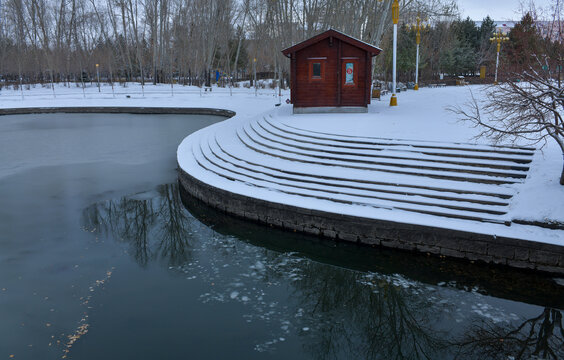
left=179, top=113, right=541, bottom=226
left=274, top=120, right=536, bottom=158
left=197, top=138, right=510, bottom=223
left=240, top=121, right=527, bottom=185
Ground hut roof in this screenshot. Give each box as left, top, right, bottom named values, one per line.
left=281, top=29, right=382, bottom=57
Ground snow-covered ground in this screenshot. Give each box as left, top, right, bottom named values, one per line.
left=1, top=82, right=563, bottom=245
left=0, top=82, right=285, bottom=117
left=176, top=84, right=564, bottom=246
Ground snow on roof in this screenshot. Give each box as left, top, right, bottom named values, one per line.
left=282, top=28, right=382, bottom=57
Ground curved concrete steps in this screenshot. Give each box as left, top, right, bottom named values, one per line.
left=276, top=120, right=535, bottom=156
left=247, top=121, right=528, bottom=180
left=260, top=119, right=532, bottom=170
left=238, top=122, right=523, bottom=185
left=194, top=142, right=507, bottom=223
left=185, top=115, right=536, bottom=225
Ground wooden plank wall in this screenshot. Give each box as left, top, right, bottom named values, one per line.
left=292, top=38, right=369, bottom=108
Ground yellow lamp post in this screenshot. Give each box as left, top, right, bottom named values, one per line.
left=390, top=0, right=399, bottom=106
left=490, top=30, right=509, bottom=85
left=412, top=17, right=429, bottom=91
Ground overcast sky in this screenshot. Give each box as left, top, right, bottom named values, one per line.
left=457, top=0, right=553, bottom=20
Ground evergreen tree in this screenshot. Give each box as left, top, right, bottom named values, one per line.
left=397, top=25, right=416, bottom=75
left=476, top=16, right=496, bottom=69
left=446, top=17, right=481, bottom=75
left=454, top=17, right=480, bottom=49
left=479, top=16, right=496, bottom=42
left=506, top=13, right=543, bottom=70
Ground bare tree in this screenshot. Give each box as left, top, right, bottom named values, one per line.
left=452, top=307, right=564, bottom=360
left=449, top=3, right=564, bottom=186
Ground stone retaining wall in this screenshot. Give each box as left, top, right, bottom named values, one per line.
left=178, top=168, right=564, bottom=275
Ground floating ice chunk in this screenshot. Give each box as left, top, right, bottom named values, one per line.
left=230, top=291, right=239, bottom=299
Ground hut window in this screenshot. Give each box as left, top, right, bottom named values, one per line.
left=312, top=63, right=322, bottom=78
left=308, top=59, right=325, bottom=81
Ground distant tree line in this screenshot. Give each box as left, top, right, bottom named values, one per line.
left=8, top=0, right=560, bottom=88
left=1, top=0, right=559, bottom=87
left=0, top=0, right=460, bottom=88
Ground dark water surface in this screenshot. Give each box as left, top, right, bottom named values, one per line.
left=0, top=113, right=563, bottom=360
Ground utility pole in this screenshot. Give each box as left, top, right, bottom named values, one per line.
left=96, top=64, right=101, bottom=92
left=390, top=0, right=399, bottom=106
left=254, top=58, right=257, bottom=97
left=412, top=16, right=428, bottom=91
left=490, top=31, right=509, bottom=85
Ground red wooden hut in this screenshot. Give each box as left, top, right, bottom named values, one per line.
left=282, top=29, right=382, bottom=113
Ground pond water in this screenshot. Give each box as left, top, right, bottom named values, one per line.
left=0, top=113, right=563, bottom=360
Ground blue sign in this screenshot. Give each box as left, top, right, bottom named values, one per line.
left=345, top=63, right=354, bottom=84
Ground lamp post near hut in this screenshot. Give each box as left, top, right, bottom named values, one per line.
left=253, top=57, right=257, bottom=97
left=490, top=30, right=509, bottom=85
left=390, top=0, right=399, bottom=106
left=412, top=16, right=428, bottom=91
left=96, top=63, right=101, bottom=92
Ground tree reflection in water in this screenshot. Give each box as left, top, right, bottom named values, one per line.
left=82, top=183, right=197, bottom=266
left=293, top=266, right=449, bottom=359
left=178, top=188, right=564, bottom=359
left=452, top=307, right=564, bottom=359
left=80, top=183, right=564, bottom=359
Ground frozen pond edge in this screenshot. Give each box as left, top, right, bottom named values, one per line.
left=2, top=106, right=562, bottom=275
left=178, top=163, right=564, bottom=275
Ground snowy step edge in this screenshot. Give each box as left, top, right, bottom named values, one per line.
left=218, top=129, right=517, bottom=198
left=205, top=138, right=510, bottom=215
left=237, top=126, right=522, bottom=185
left=194, top=141, right=510, bottom=224
left=211, top=136, right=512, bottom=207
left=258, top=118, right=532, bottom=170
left=246, top=123, right=527, bottom=180
left=253, top=120, right=530, bottom=176
left=275, top=119, right=536, bottom=154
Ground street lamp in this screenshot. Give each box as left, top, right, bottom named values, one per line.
left=490, top=30, right=509, bottom=85
left=390, top=0, right=399, bottom=106
left=253, top=57, right=257, bottom=97
left=96, top=63, right=101, bottom=92
left=412, top=16, right=429, bottom=91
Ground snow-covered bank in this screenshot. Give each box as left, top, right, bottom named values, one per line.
left=2, top=82, right=563, bottom=245
left=0, top=82, right=286, bottom=118
left=178, top=85, right=564, bottom=246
